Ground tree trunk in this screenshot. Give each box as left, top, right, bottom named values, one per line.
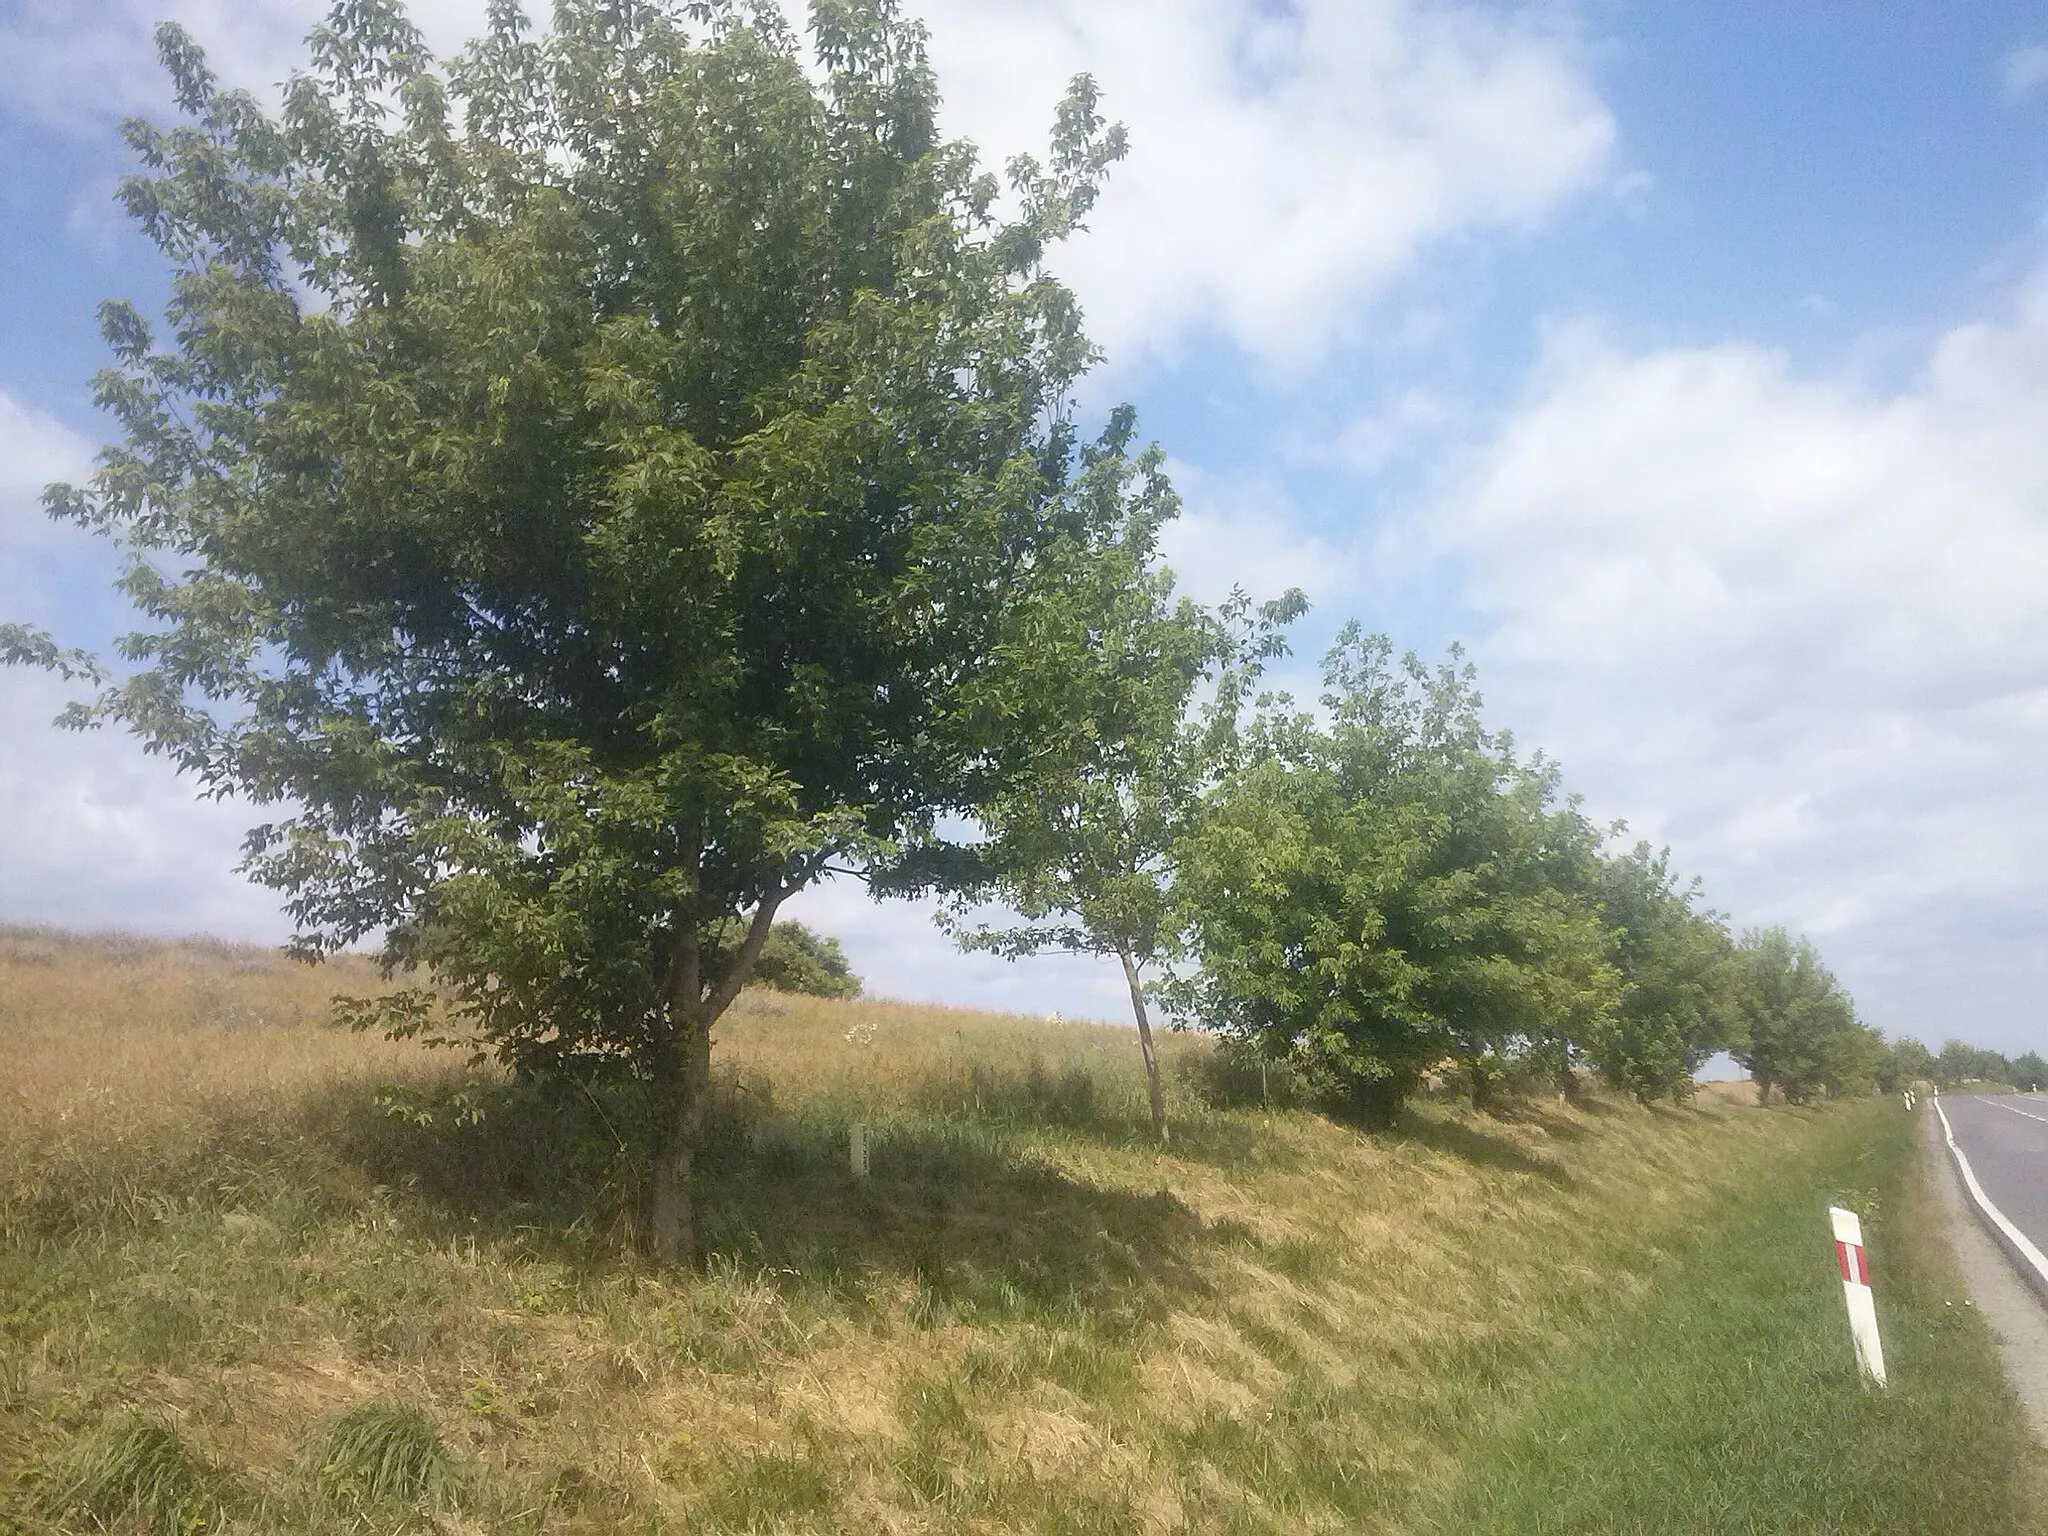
left=1117, top=947, right=1169, bottom=1146
left=645, top=887, right=787, bottom=1265
left=1469, top=1058, right=1494, bottom=1112
left=647, top=1006, right=712, bottom=1265
left=1558, top=1060, right=1586, bottom=1105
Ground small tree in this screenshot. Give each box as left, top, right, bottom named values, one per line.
left=921, top=483, right=1303, bottom=1142
left=1876, top=1034, right=1935, bottom=1095
left=752, top=921, right=861, bottom=999
left=1731, top=929, right=1860, bottom=1104
left=1414, top=751, right=1619, bottom=1110
left=1819, top=1021, right=1884, bottom=1099
left=1170, top=703, right=1441, bottom=1126
left=26, top=0, right=1141, bottom=1262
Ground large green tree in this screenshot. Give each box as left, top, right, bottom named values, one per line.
left=28, top=0, right=1142, bottom=1261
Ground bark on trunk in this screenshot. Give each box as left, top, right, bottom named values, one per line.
left=1469, top=1059, right=1494, bottom=1112
left=647, top=1006, right=712, bottom=1264
left=1118, top=947, right=1169, bottom=1146
left=645, top=888, right=787, bottom=1265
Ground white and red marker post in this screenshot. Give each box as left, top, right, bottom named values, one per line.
left=1829, top=1206, right=1888, bottom=1388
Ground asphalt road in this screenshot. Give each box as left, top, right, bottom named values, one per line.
left=1937, top=1092, right=2048, bottom=1270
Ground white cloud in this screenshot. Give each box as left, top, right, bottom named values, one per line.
left=1157, top=459, right=1352, bottom=612
left=0, top=672, right=292, bottom=941
left=0, top=394, right=93, bottom=549
left=1432, top=285, right=2048, bottom=1046
left=920, top=0, right=1615, bottom=369
left=2001, top=43, right=2048, bottom=102
left=0, top=0, right=492, bottom=131
left=0, top=391, right=292, bottom=941
left=778, top=877, right=1136, bottom=1023
left=6, top=0, right=1614, bottom=371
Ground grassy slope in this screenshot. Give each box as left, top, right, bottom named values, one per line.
left=0, top=928, right=2038, bottom=1533
left=1422, top=1098, right=2048, bottom=1534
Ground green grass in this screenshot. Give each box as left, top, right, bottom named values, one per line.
left=310, top=1399, right=462, bottom=1510
left=38, top=1411, right=227, bottom=1534
left=1, top=928, right=2043, bottom=1532
left=1421, top=1100, right=2048, bottom=1534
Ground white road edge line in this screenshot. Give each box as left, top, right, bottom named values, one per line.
left=1935, top=1097, right=2048, bottom=1293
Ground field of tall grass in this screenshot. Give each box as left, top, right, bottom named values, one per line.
left=1, top=926, right=2040, bottom=1533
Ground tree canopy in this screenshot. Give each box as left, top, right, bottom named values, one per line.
left=1588, top=843, right=1738, bottom=1102
left=7, top=0, right=1917, bottom=1261
left=926, top=507, right=1304, bottom=1141
left=39, top=0, right=1144, bottom=1261
left=1730, top=929, right=1866, bottom=1104
left=1168, top=628, right=1621, bottom=1124
left=751, top=919, right=861, bottom=999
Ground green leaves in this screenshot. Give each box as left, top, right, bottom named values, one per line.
left=1587, top=842, right=1739, bottom=1102
left=41, top=0, right=1144, bottom=1255
left=0, top=623, right=106, bottom=686
left=1730, top=928, right=1870, bottom=1103
left=1172, top=628, right=1621, bottom=1123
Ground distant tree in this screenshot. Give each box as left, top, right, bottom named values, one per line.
left=1934, top=1041, right=1970, bottom=1087
left=1731, top=929, right=1861, bottom=1105
left=1588, top=843, right=1737, bottom=1103
left=1877, top=1035, right=1936, bottom=1095
left=2012, top=1051, right=2048, bottom=1092
left=751, top=921, right=860, bottom=1000
left=1937, top=1039, right=2010, bottom=1088
left=21, top=0, right=1140, bottom=1263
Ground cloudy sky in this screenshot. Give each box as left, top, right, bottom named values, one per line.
left=4, top=1, right=2048, bottom=1054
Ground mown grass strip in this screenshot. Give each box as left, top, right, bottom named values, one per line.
left=1419, top=1101, right=2048, bottom=1535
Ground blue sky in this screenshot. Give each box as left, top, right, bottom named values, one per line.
left=3, top=0, right=2048, bottom=1055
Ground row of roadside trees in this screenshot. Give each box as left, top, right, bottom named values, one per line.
left=1882, top=1037, right=2048, bottom=1094
left=0, top=0, right=1891, bottom=1260
left=930, top=578, right=1887, bottom=1133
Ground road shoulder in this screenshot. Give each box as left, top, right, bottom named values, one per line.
left=1924, top=1102, right=2048, bottom=1441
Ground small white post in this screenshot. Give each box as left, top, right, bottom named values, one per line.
left=850, top=1121, right=869, bottom=1180
left=1829, top=1206, right=1887, bottom=1387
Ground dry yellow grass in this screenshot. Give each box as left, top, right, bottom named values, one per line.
left=1, top=925, right=1843, bottom=1534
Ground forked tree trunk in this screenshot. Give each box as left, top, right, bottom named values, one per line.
left=1117, top=947, right=1169, bottom=1146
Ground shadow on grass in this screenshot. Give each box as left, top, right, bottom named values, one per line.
left=1392, top=1112, right=1575, bottom=1187
left=1477, top=1099, right=1596, bottom=1143
left=322, top=1069, right=1213, bottom=1326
